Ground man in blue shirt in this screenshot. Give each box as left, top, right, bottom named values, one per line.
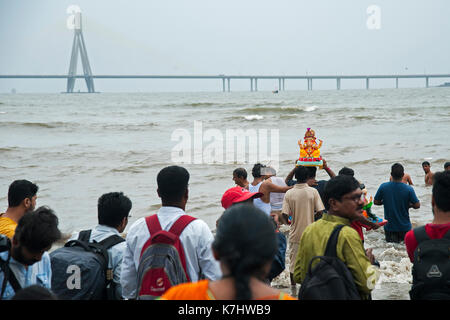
left=374, top=163, right=420, bottom=243
left=0, top=206, right=61, bottom=300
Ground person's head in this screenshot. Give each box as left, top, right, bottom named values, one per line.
left=305, top=166, right=317, bottom=179
left=232, top=168, right=248, bottom=187
left=432, top=171, right=450, bottom=214
left=98, top=192, right=132, bottom=232
left=221, top=187, right=262, bottom=209
left=444, top=162, right=450, bottom=171
left=305, top=166, right=318, bottom=187
left=338, top=167, right=355, bottom=177
left=323, top=175, right=364, bottom=220
left=260, top=166, right=276, bottom=179
left=12, top=285, right=58, bottom=300
left=7, top=180, right=39, bottom=212
left=391, top=163, right=405, bottom=181
left=157, top=166, right=190, bottom=208
left=11, top=206, right=61, bottom=266
left=251, top=163, right=265, bottom=178
left=294, top=165, right=308, bottom=183
left=422, top=161, right=431, bottom=173
left=212, top=204, right=277, bottom=300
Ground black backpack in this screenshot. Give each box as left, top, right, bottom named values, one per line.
left=298, top=224, right=361, bottom=300
left=49, top=230, right=124, bottom=300
left=409, top=226, right=450, bottom=300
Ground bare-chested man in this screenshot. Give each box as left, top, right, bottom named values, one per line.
left=422, top=161, right=434, bottom=186
left=390, top=172, right=414, bottom=185
left=248, top=163, right=292, bottom=216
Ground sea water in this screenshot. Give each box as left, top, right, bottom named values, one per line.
left=1, top=87, right=449, bottom=299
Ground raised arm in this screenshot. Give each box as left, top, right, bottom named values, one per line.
left=322, top=158, right=336, bottom=178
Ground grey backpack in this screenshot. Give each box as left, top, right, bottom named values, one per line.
left=49, top=230, right=124, bottom=300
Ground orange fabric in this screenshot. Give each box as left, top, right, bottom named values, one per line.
left=0, top=214, right=17, bottom=239
left=159, top=279, right=297, bottom=300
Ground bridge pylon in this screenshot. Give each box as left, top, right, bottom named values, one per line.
left=67, top=12, right=95, bottom=93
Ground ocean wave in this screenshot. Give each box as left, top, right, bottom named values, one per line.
left=0, top=121, right=78, bottom=129
left=240, top=105, right=318, bottom=114
left=244, top=115, right=264, bottom=121
left=349, top=115, right=376, bottom=121
left=162, top=102, right=220, bottom=108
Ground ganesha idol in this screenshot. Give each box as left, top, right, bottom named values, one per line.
left=296, top=128, right=324, bottom=168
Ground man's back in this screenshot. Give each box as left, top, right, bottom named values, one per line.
left=374, top=181, right=419, bottom=232
left=293, top=213, right=376, bottom=299
left=120, top=206, right=221, bottom=299
left=282, top=183, right=324, bottom=244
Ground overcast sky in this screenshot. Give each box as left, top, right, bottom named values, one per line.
left=0, top=0, right=449, bottom=92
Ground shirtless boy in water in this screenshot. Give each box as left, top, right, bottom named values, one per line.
left=422, top=161, right=434, bottom=186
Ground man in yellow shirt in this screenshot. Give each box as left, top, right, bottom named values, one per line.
left=0, top=180, right=38, bottom=238
left=293, top=175, right=378, bottom=299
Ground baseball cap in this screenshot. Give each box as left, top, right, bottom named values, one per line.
left=221, top=186, right=263, bottom=209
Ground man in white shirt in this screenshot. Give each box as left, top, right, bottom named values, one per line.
left=120, top=166, right=221, bottom=299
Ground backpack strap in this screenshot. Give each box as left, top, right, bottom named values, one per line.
left=324, top=224, right=345, bottom=258
left=78, top=229, right=92, bottom=242
left=0, top=254, right=22, bottom=298
left=413, top=226, right=430, bottom=244
left=145, top=214, right=163, bottom=236
left=169, top=215, right=197, bottom=236
left=443, top=229, right=450, bottom=240
left=97, top=234, right=125, bottom=250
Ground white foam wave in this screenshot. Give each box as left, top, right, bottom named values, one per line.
left=303, top=105, right=318, bottom=112
left=244, top=114, right=264, bottom=121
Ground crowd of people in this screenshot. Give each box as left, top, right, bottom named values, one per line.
left=0, top=160, right=449, bottom=300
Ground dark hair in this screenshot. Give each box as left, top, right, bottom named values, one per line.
left=233, top=168, right=247, bottom=180
left=14, top=206, right=61, bottom=252
left=444, top=162, right=450, bottom=170
left=8, top=180, right=39, bottom=207
left=305, top=166, right=317, bottom=179
left=323, top=175, right=360, bottom=210
left=433, top=171, right=450, bottom=212
left=338, top=167, right=355, bottom=177
left=212, top=204, right=277, bottom=300
left=12, top=285, right=58, bottom=300
left=157, top=166, right=190, bottom=203
left=251, top=163, right=265, bottom=178
left=98, top=192, right=132, bottom=228
left=422, top=161, right=430, bottom=167
left=391, top=163, right=405, bottom=180
left=294, top=166, right=308, bottom=183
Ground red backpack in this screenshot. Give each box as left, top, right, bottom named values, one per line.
left=135, top=214, right=196, bottom=299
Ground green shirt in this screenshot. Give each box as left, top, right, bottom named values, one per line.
left=293, top=213, right=378, bottom=299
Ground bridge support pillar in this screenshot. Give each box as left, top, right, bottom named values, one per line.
left=396, top=78, right=399, bottom=89
left=426, top=77, right=429, bottom=88
left=366, top=78, right=370, bottom=90
left=337, top=78, right=341, bottom=90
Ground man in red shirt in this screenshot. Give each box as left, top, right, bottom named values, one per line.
left=404, top=171, right=450, bottom=262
